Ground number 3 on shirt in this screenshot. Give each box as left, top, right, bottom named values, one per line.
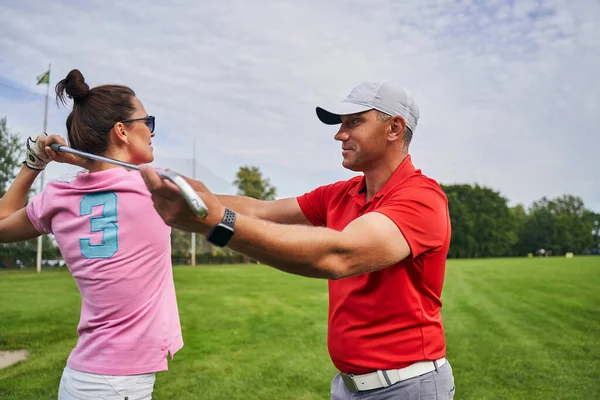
left=79, top=192, right=119, bottom=259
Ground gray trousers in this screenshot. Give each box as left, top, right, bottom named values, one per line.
left=331, top=360, right=455, bottom=400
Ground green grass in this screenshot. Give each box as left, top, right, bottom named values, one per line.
left=1, top=257, right=599, bottom=399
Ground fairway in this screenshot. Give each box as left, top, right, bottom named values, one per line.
left=1, top=257, right=599, bottom=399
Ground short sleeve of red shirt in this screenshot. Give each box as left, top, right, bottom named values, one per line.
left=374, top=179, right=449, bottom=259
left=26, top=187, right=53, bottom=234
left=296, top=185, right=331, bottom=227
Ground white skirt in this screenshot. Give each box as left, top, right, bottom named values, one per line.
left=58, top=365, right=156, bottom=400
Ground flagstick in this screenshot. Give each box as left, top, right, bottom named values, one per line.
left=191, top=137, right=196, bottom=266
left=36, top=63, right=50, bottom=274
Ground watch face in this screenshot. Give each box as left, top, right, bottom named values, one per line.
left=209, top=224, right=235, bottom=247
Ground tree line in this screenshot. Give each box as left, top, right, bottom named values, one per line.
left=0, top=117, right=598, bottom=268
left=442, top=184, right=599, bottom=258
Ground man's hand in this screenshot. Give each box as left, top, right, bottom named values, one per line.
left=39, top=135, right=89, bottom=168
left=24, top=133, right=51, bottom=170
left=139, top=165, right=225, bottom=234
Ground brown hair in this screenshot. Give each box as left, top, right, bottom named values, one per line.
left=55, top=69, right=136, bottom=155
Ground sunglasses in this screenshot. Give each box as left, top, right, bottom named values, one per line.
left=117, top=115, right=156, bottom=133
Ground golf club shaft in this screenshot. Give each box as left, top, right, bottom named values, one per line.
left=50, top=144, right=143, bottom=172
left=50, top=143, right=178, bottom=180
left=49, top=143, right=209, bottom=219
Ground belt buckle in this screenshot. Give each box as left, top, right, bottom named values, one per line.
left=340, top=373, right=359, bottom=393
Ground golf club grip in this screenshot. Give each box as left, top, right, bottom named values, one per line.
left=50, top=143, right=62, bottom=152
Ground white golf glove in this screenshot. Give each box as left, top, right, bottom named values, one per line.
left=24, top=133, right=51, bottom=170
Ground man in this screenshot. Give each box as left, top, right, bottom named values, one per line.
left=140, top=81, right=455, bottom=399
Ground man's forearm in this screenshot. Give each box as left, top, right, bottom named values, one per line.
left=0, top=165, right=40, bottom=220
left=139, top=165, right=349, bottom=276
left=216, top=195, right=263, bottom=218
left=226, top=213, right=351, bottom=279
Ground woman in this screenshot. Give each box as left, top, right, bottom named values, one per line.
left=0, top=69, right=182, bottom=400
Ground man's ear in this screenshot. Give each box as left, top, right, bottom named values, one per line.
left=388, top=116, right=406, bottom=142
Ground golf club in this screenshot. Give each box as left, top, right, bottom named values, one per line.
left=49, top=143, right=208, bottom=219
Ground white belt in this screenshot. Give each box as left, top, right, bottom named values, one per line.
left=340, top=357, right=446, bottom=393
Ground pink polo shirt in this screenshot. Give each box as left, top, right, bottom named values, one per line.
left=26, top=168, right=183, bottom=376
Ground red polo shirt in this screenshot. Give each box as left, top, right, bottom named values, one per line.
left=297, top=155, right=451, bottom=374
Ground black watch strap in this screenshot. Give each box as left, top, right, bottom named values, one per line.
left=221, top=208, right=236, bottom=229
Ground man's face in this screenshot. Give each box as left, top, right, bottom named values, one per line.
left=334, top=110, right=390, bottom=172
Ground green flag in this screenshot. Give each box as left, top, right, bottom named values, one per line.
left=36, top=70, right=50, bottom=85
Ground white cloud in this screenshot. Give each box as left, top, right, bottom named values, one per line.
left=1, top=0, right=599, bottom=211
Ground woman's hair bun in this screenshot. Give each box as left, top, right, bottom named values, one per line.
left=56, top=69, right=90, bottom=105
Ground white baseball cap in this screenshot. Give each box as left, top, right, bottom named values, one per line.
left=316, top=81, right=420, bottom=133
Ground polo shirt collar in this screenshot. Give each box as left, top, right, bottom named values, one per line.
left=349, top=155, right=416, bottom=204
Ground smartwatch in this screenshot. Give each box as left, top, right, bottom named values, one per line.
left=206, top=208, right=236, bottom=247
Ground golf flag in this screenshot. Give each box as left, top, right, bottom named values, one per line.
left=36, top=70, right=50, bottom=85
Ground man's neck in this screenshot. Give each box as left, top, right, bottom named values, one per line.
left=363, top=153, right=408, bottom=201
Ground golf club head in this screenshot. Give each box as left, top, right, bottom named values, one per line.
left=157, top=170, right=209, bottom=219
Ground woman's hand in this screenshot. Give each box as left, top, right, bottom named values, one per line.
left=39, top=134, right=89, bottom=168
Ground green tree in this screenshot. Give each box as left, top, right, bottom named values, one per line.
left=590, top=213, right=600, bottom=253
left=520, top=195, right=595, bottom=255
left=233, top=166, right=277, bottom=200
left=442, top=184, right=518, bottom=258
left=443, top=189, right=476, bottom=258
left=0, top=117, right=23, bottom=197
left=510, top=204, right=528, bottom=256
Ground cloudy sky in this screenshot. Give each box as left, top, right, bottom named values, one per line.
left=1, top=0, right=598, bottom=211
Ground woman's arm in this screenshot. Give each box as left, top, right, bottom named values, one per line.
left=0, top=134, right=50, bottom=242
left=0, top=209, right=41, bottom=243
left=0, top=165, right=41, bottom=220
left=0, top=165, right=43, bottom=242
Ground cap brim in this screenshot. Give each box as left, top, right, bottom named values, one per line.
left=316, top=102, right=373, bottom=125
